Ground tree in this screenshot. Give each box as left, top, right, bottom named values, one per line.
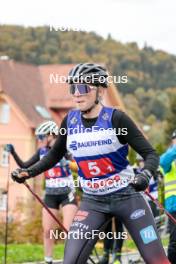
left=165, top=92, right=176, bottom=143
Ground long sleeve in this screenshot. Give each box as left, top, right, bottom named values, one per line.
left=11, top=149, right=40, bottom=168
left=112, top=110, right=159, bottom=175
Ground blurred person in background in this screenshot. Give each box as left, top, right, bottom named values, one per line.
left=6, top=121, right=78, bottom=264
left=160, top=130, right=176, bottom=264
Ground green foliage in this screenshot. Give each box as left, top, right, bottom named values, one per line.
left=155, top=143, right=166, bottom=155
left=0, top=200, right=43, bottom=244
left=1, top=25, right=176, bottom=143
left=1, top=25, right=176, bottom=93
left=165, top=91, right=176, bottom=143
left=1, top=25, right=176, bottom=97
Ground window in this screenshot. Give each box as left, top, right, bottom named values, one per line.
left=0, top=190, right=7, bottom=211
left=0, top=103, right=10, bottom=124
left=35, top=105, right=51, bottom=119
left=0, top=147, right=9, bottom=167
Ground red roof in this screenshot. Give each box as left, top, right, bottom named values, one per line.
left=39, top=64, right=75, bottom=109
left=0, top=60, right=124, bottom=128
left=0, top=60, right=48, bottom=127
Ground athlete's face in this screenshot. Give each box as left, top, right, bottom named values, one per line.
left=37, top=135, right=55, bottom=145
left=71, top=84, right=104, bottom=111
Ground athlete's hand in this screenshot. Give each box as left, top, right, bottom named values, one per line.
left=131, top=169, right=152, bottom=191
left=11, top=168, right=30, bottom=184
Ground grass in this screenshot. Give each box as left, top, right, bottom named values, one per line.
left=0, top=243, right=65, bottom=264
left=0, top=237, right=169, bottom=263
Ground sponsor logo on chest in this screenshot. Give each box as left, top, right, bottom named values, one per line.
left=69, top=139, right=113, bottom=151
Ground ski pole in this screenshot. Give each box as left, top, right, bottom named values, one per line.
left=23, top=182, right=96, bottom=264
left=24, top=182, right=68, bottom=233
left=145, top=191, right=176, bottom=225
left=4, top=152, right=10, bottom=264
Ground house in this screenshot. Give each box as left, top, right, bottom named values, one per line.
left=0, top=59, right=50, bottom=221
left=0, top=58, right=124, bottom=222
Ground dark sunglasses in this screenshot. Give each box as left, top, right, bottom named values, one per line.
left=70, top=84, right=95, bottom=95
left=37, top=134, right=47, bottom=141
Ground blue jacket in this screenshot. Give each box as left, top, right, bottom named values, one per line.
left=160, top=144, right=176, bottom=213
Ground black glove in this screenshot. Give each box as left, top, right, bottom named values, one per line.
left=131, top=169, right=152, bottom=191
left=11, top=169, right=31, bottom=184
left=5, top=144, right=14, bottom=154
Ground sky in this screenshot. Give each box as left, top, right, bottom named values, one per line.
left=0, top=0, right=176, bottom=55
